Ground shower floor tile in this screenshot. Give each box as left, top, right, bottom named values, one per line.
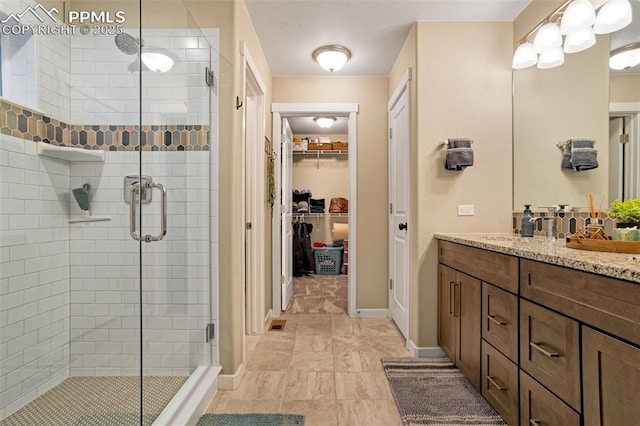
left=0, top=376, right=187, bottom=426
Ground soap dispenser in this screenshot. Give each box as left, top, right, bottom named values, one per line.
left=521, top=204, right=534, bottom=237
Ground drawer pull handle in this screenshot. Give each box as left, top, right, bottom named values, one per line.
left=487, top=315, right=507, bottom=326
left=530, top=342, right=560, bottom=358
left=487, top=376, right=507, bottom=391
left=530, top=420, right=542, bottom=426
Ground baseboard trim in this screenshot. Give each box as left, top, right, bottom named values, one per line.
left=408, top=340, right=446, bottom=358
left=217, top=362, right=245, bottom=390
left=263, top=309, right=273, bottom=332
left=355, top=309, right=388, bottom=318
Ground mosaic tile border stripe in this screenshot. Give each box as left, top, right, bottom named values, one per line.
left=512, top=210, right=616, bottom=238
left=0, top=100, right=209, bottom=151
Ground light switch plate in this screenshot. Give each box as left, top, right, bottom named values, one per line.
left=458, top=204, right=474, bottom=216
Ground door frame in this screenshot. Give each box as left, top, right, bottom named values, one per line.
left=271, top=103, right=358, bottom=317
left=610, top=102, right=640, bottom=200
left=241, top=42, right=269, bottom=335
left=387, top=69, right=412, bottom=342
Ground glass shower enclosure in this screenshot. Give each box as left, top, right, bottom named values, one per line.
left=0, top=0, right=220, bottom=424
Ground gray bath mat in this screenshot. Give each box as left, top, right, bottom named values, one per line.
left=197, top=413, right=305, bottom=426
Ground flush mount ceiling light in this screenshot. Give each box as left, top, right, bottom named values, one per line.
left=314, top=117, right=336, bottom=128
left=141, top=52, right=175, bottom=73
left=594, top=0, right=632, bottom=34
left=608, top=0, right=640, bottom=70
left=312, top=45, right=351, bottom=72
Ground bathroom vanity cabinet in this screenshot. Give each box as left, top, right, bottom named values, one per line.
left=436, top=235, right=640, bottom=426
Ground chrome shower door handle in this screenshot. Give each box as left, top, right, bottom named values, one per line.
left=142, top=181, right=167, bottom=243
left=129, top=182, right=141, bottom=241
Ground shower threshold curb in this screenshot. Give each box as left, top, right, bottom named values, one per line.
left=153, top=365, right=222, bottom=426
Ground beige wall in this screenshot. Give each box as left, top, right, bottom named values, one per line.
left=186, top=0, right=273, bottom=376
left=273, top=77, right=390, bottom=309
left=513, top=1, right=610, bottom=209
left=414, top=22, right=513, bottom=347
left=610, top=75, right=640, bottom=103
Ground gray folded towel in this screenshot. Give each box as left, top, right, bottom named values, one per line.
left=445, top=138, right=474, bottom=170
left=571, top=147, right=598, bottom=171
left=570, top=138, right=595, bottom=149
left=561, top=145, right=572, bottom=169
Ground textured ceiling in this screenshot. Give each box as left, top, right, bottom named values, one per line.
left=245, top=0, right=533, bottom=76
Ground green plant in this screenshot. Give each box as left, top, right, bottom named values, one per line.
left=608, top=199, right=640, bottom=224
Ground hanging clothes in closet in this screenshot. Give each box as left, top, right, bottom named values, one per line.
left=292, top=221, right=315, bottom=276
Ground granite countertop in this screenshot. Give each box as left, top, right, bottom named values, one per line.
left=434, top=233, right=640, bottom=284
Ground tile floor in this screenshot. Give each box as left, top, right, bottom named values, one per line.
left=206, top=313, right=411, bottom=425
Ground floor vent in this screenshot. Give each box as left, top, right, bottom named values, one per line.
left=269, top=319, right=286, bottom=331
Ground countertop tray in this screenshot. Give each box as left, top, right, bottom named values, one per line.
left=565, top=236, right=640, bottom=254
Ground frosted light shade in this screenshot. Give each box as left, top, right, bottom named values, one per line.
left=533, top=23, right=563, bottom=53
left=537, top=46, right=565, bottom=69
left=312, top=46, right=352, bottom=72
left=314, top=117, right=336, bottom=128
left=512, top=42, right=538, bottom=69
left=564, top=27, right=597, bottom=53
left=561, top=0, right=596, bottom=35
left=594, top=0, right=632, bottom=34
left=141, top=52, right=174, bottom=73
left=610, top=44, right=640, bottom=70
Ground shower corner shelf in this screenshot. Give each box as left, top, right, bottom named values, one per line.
left=68, top=215, right=111, bottom=224
left=37, top=142, right=106, bottom=162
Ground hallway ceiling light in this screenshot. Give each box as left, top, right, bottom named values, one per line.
left=314, top=117, right=336, bottom=128
left=560, top=0, right=596, bottom=35
left=312, top=45, right=351, bottom=72
left=594, top=0, right=632, bottom=34
left=608, top=0, right=639, bottom=70
left=141, top=52, right=175, bottom=73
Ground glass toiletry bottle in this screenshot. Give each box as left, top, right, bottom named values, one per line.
left=521, top=204, right=534, bottom=237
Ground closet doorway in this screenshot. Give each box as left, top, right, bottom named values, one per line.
left=272, top=103, right=358, bottom=317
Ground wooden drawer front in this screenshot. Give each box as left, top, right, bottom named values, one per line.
left=520, top=300, right=581, bottom=411
left=583, top=326, right=640, bottom=426
left=520, top=370, right=580, bottom=426
left=438, top=241, right=518, bottom=293
left=481, top=340, right=518, bottom=426
left=482, top=282, right=518, bottom=362
left=520, top=258, right=640, bottom=347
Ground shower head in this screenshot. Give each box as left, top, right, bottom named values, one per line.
left=114, top=33, right=141, bottom=55
left=72, top=184, right=91, bottom=211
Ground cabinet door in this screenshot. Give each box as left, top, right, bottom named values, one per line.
left=520, top=299, right=580, bottom=411
left=482, top=340, right=518, bottom=425
left=458, top=271, right=481, bottom=390
left=583, top=326, right=640, bottom=426
left=520, top=370, right=580, bottom=426
left=482, top=282, right=518, bottom=362
left=438, top=264, right=457, bottom=362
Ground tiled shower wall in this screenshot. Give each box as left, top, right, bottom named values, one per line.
left=0, top=136, right=71, bottom=418
left=68, top=151, right=210, bottom=376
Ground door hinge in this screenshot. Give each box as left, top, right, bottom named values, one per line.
left=620, top=133, right=630, bottom=144
left=205, top=323, right=215, bottom=342
left=389, top=128, right=393, bottom=139
left=205, top=67, right=215, bottom=87
left=281, top=275, right=286, bottom=284
left=389, top=279, right=393, bottom=290
left=390, top=203, right=393, bottom=214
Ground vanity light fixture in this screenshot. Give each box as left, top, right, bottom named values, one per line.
left=594, top=0, right=632, bottom=34
left=313, top=117, right=336, bottom=129
left=533, top=22, right=563, bottom=53
left=564, top=27, right=597, bottom=53
left=512, top=42, right=538, bottom=69
left=312, top=45, right=351, bottom=72
left=538, top=46, right=566, bottom=69
left=560, top=0, right=596, bottom=35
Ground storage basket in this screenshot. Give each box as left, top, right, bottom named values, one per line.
left=313, top=246, right=343, bottom=275
left=308, top=142, right=333, bottom=151
left=333, top=141, right=348, bottom=151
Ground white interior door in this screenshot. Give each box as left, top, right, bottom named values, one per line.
left=388, top=83, right=410, bottom=340
left=609, top=117, right=624, bottom=204
left=281, top=118, right=294, bottom=310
